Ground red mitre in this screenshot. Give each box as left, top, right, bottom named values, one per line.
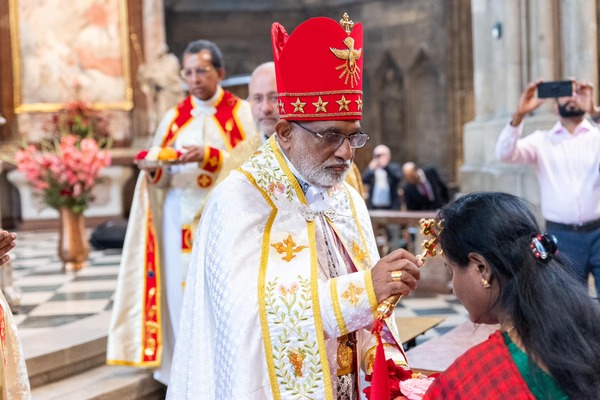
left=271, top=13, right=363, bottom=121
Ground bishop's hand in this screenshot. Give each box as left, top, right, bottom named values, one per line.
left=371, top=249, right=422, bottom=304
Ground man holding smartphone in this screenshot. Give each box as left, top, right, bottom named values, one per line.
left=495, top=79, right=600, bottom=298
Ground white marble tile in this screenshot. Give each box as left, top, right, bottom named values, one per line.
left=19, top=292, right=55, bottom=305
left=29, top=300, right=109, bottom=316
left=399, top=298, right=451, bottom=309
left=16, top=275, right=72, bottom=286
left=57, top=280, right=118, bottom=293
left=75, top=266, right=121, bottom=276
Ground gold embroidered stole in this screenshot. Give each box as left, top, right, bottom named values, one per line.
left=239, top=136, right=375, bottom=399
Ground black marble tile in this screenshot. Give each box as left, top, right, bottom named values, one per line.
left=72, top=275, right=119, bottom=281
left=433, top=326, right=457, bottom=335
left=19, top=285, right=62, bottom=293
left=13, top=305, right=37, bottom=315
left=26, top=270, right=67, bottom=276
left=89, top=261, right=120, bottom=267
left=49, top=291, right=114, bottom=301
left=102, top=249, right=123, bottom=255
left=18, top=314, right=94, bottom=328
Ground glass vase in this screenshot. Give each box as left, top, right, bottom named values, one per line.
left=58, top=207, right=90, bottom=271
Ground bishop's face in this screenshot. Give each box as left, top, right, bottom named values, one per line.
left=280, top=120, right=360, bottom=189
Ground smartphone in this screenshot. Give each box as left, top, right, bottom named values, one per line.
left=537, top=81, right=573, bottom=98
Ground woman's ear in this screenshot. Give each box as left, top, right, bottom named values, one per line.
left=468, top=252, right=493, bottom=282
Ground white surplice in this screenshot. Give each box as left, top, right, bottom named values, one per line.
left=167, top=136, right=407, bottom=399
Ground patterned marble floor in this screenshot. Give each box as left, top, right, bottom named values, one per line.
left=10, top=230, right=119, bottom=337
left=8, top=229, right=469, bottom=346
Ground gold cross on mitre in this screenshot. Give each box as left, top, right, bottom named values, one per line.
left=339, top=12, right=354, bottom=34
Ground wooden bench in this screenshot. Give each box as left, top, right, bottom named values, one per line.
left=397, top=316, right=445, bottom=350
left=405, top=321, right=499, bottom=374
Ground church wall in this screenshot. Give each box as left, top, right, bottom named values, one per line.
left=165, top=0, right=474, bottom=184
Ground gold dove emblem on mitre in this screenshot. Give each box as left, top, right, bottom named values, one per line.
left=330, top=36, right=362, bottom=88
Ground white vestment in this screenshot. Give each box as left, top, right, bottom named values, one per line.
left=107, top=88, right=256, bottom=385
left=167, top=136, right=407, bottom=399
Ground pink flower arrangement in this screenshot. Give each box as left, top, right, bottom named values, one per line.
left=14, top=134, right=111, bottom=214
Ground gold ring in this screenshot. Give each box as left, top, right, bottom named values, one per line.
left=391, top=270, right=403, bottom=282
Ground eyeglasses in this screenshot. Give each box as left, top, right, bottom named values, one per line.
left=291, top=121, right=369, bottom=149
left=180, top=66, right=214, bottom=79
left=250, top=94, right=279, bottom=105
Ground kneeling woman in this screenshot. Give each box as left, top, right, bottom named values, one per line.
left=424, top=192, right=600, bottom=399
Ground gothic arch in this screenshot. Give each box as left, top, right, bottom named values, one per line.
left=373, top=52, right=406, bottom=163
left=406, top=48, right=448, bottom=174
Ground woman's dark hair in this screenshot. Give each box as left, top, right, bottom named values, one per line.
left=182, top=39, right=224, bottom=70
left=438, top=192, right=600, bottom=398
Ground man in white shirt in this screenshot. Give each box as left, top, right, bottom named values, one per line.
left=495, top=79, right=600, bottom=296
left=362, top=145, right=403, bottom=209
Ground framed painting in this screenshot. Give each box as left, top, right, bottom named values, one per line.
left=9, top=0, right=133, bottom=113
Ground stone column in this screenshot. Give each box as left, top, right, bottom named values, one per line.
left=561, top=0, right=598, bottom=88
left=143, top=0, right=167, bottom=64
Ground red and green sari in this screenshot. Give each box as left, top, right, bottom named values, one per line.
left=423, top=330, right=567, bottom=399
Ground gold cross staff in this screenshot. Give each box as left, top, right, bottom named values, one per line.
left=376, top=218, right=442, bottom=319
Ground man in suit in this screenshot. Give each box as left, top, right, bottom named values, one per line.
left=402, top=161, right=449, bottom=210
left=362, top=144, right=403, bottom=209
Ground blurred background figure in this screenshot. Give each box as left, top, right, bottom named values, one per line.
left=362, top=144, right=403, bottom=209
left=402, top=161, right=449, bottom=211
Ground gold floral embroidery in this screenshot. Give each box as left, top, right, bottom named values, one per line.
left=266, top=277, right=323, bottom=396
left=288, top=348, right=306, bottom=377
left=341, top=282, right=364, bottom=305
left=351, top=240, right=368, bottom=265
left=271, top=234, right=308, bottom=262
left=279, top=282, right=299, bottom=296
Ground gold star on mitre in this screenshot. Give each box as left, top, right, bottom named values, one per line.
left=312, top=96, right=329, bottom=113
left=355, top=98, right=363, bottom=110
left=291, top=97, right=306, bottom=113
left=336, top=95, right=351, bottom=112
left=279, top=100, right=285, bottom=114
